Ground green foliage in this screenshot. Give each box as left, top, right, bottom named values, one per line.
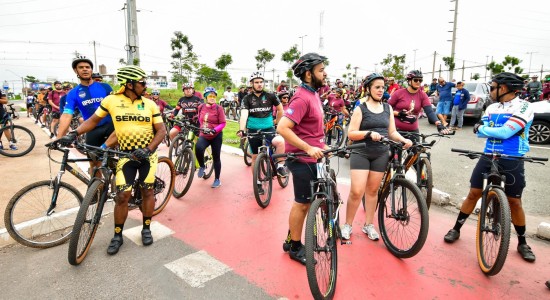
left=170, top=31, right=199, bottom=83
left=381, top=54, right=407, bottom=80
left=215, top=54, right=233, bottom=70
left=255, top=49, right=275, bottom=74
left=24, top=76, right=39, bottom=83
left=472, top=73, right=480, bottom=81
left=222, top=121, right=240, bottom=148
left=281, top=45, right=301, bottom=87
left=195, top=64, right=232, bottom=87
left=486, top=55, right=523, bottom=75
left=442, top=56, right=456, bottom=71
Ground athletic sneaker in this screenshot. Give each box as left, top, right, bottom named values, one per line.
left=211, top=179, right=221, bottom=188
left=9, top=143, right=17, bottom=150
left=0, top=142, right=3, bottom=149
left=197, top=167, right=205, bottom=178
left=257, top=183, right=264, bottom=195
left=362, top=224, right=379, bottom=241
left=341, top=224, right=352, bottom=240
left=276, top=166, right=289, bottom=177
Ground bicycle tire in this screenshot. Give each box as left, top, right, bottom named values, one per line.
left=378, top=178, right=429, bottom=258
left=68, top=179, right=104, bottom=265
left=4, top=180, right=83, bottom=248
left=418, top=158, right=433, bottom=210
left=241, top=139, right=252, bottom=166
left=168, top=135, right=184, bottom=161
left=276, top=172, right=289, bottom=188
left=476, top=188, right=511, bottom=276
left=0, top=125, right=36, bottom=157
left=202, top=146, right=215, bottom=179
left=333, top=125, right=345, bottom=148
left=172, top=146, right=195, bottom=198
left=305, top=197, right=337, bottom=300
left=152, top=156, right=175, bottom=215
left=252, top=152, right=272, bottom=208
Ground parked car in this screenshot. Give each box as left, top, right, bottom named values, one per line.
left=429, top=82, right=491, bottom=120
left=528, top=100, right=550, bottom=144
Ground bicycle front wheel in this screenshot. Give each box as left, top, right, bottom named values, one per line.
left=68, top=180, right=104, bottom=265
left=241, top=139, right=252, bottom=166
left=173, top=146, right=195, bottom=198
left=305, top=197, right=337, bottom=300
left=418, top=158, right=433, bottom=210
left=202, top=146, right=215, bottom=179
left=4, top=180, right=83, bottom=248
left=476, top=188, right=511, bottom=276
left=378, top=178, right=429, bottom=258
left=152, top=156, right=175, bottom=215
left=252, top=152, right=272, bottom=208
left=168, top=136, right=184, bottom=161
left=0, top=125, right=36, bottom=157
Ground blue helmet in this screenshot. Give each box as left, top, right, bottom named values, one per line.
left=203, top=87, right=217, bottom=98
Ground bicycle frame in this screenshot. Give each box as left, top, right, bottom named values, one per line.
left=255, top=132, right=279, bottom=179
left=378, top=141, right=409, bottom=217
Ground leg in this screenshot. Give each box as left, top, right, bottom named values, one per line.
left=450, top=106, right=458, bottom=128
left=345, top=170, right=368, bottom=225
left=210, top=133, right=223, bottom=180
left=457, top=109, right=465, bottom=128
left=195, top=137, right=208, bottom=177
left=444, top=187, right=482, bottom=243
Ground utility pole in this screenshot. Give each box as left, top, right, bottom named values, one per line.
left=413, top=49, right=418, bottom=70
left=484, top=55, right=489, bottom=82
left=526, top=51, right=537, bottom=75
left=353, top=66, right=358, bottom=87
left=272, top=68, right=275, bottom=91
left=448, top=0, right=459, bottom=80
left=91, top=41, right=98, bottom=72
left=125, top=0, right=140, bottom=65
left=461, top=60, right=465, bottom=80
left=299, top=35, right=308, bottom=54
left=432, top=51, right=437, bottom=79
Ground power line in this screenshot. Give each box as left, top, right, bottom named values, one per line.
left=0, top=11, right=115, bottom=28
left=0, top=39, right=87, bottom=45
left=0, top=3, right=83, bottom=16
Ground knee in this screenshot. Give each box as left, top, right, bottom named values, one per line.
left=508, top=198, right=523, bottom=211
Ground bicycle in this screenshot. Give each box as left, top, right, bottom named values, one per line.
left=168, top=118, right=214, bottom=198
left=0, top=103, right=36, bottom=157
left=273, top=143, right=364, bottom=300
left=161, top=109, right=175, bottom=147
left=245, top=130, right=290, bottom=208
left=451, top=148, right=547, bottom=276
left=67, top=143, right=175, bottom=265
left=323, top=109, right=345, bottom=148
left=240, top=136, right=252, bottom=166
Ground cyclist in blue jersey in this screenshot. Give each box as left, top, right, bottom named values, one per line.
left=444, top=72, right=537, bottom=262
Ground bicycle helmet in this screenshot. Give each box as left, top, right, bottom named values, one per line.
left=116, top=65, right=147, bottom=85
left=151, top=89, right=160, bottom=96
left=91, top=73, right=103, bottom=79
left=363, top=73, right=385, bottom=88
left=203, top=87, right=217, bottom=98
left=492, top=72, right=524, bottom=91
left=277, top=90, right=289, bottom=99
left=406, top=70, right=423, bottom=80
left=249, top=71, right=264, bottom=82
left=71, top=56, right=93, bottom=69
left=182, top=82, right=194, bottom=90
left=291, top=53, right=327, bottom=78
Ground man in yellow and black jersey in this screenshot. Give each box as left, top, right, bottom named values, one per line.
left=59, top=65, right=166, bottom=255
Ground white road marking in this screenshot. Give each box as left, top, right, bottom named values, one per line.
left=122, top=220, right=174, bottom=245
left=164, top=250, right=232, bottom=288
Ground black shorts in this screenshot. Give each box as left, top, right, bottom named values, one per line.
left=349, top=150, right=389, bottom=172
left=85, top=122, right=115, bottom=147
left=287, top=160, right=317, bottom=204
left=247, top=128, right=275, bottom=155
left=51, top=111, right=61, bottom=119
left=26, top=103, right=33, bottom=109
left=470, top=157, right=525, bottom=198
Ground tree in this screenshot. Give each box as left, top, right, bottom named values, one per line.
left=24, top=76, right=39, bottom=83
left=486, top=55, right=523, bottom=75
left=345, top=64, right=352, bottom=84
left=170, top=31, right=199, bottom=83
left=380, top=54, right=407, bottom=80
left=281, top=44, right=301, bottom=86
left=472, top=73, right=480, bottom=81
left=195, top=64, right=231, bottom=87
left=215, top=54, right=233, bottom=70
left=442, top=56, right=456, bottom=75
left=255, top=48, right=275, bottom=74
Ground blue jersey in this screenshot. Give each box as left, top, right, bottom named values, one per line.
left=63, top=82, right=113, bottom=126
left=477, top=97, right=534, bottom=156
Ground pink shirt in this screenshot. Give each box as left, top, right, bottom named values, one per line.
left=388, top=88, right=431, bottom=131
left=328, top=97, right=345, bottom=113
left=197, top=104, right=226, bottom=140
left=284, top=86, right=325, bottom=163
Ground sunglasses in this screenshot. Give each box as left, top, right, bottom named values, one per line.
left=282, top=96, right=289, bottom=99
left=490, top=85, right=498, bottom=91
left=412, top=78, right=423, bottom=83
left=136, top=80, right=147, bottom=86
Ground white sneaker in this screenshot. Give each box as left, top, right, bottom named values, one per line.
left=341, top=224, right=352, bottom=240
left=362, top=224, right=379, bottom=241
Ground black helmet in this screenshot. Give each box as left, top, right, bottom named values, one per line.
left=72, top=56, right=93, bottom=69
left=53, top=80, right=62, bottom=85
left=292, top=53, right=327, bottom=78
left=363, top=73, right=385, bottom=88
left=492, top=72, right=524, bottom=91
left=406, top=70, right=423, bottom=80
left=277, top=90, right=289, bottom=99
left=91, top=73, right=103, bottom=79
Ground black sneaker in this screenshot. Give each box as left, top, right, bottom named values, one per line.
left=546, top=280, right=550, bottom=289
left=50, top=133, right=54, bottom=138
left=257, top=183, right=264, bottom=195
left=517, top=244, right=535, bottom=262
left=282, top=240, right=291, bottom=252
left=276, top=166, right=289, bottom=177
left=141, top=229, right=154, bottom=246
left=107, top=235, right=123, bottom=255
left=289, top=246, right=306, bottom=265
left=444, top=229, right=460, bottom=243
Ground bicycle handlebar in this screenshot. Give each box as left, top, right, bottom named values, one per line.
left=271, top=143, right=366, bottom=160
left=451, top=148, right=548, bottom=162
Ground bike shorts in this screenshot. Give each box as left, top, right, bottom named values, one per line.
left=349, top=150, right=389, bottom=172
left=85, top=122, right=115, bottom=147
left=51, top=111, right=61, bottom=119
left=470, top=157, right=525, bottom=198
left=37, top=105, right=45, bottom=116
left=247, top=127, right=276, bottom=155
left=0, top=112, right=8, bottom=126
left=116, top=151, right=158, bottom=192
left=26, top=103, right=33, bottom=109
left=287, top=160, right=317, bottom=204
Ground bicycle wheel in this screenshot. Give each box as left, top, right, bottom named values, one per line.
left=476, top=188, right=511, bottom=276
left=332, top=125, right=345, bottom=148
left=0, top=125, right=36, bottom=157
left=305, top=197, right=337, bottom=300
left=68, top=180, right=104, bottom=265
left=4, top=180, right=83, bottom=248
left=252, top=152, right=272, bottom=208
left=241, top=139, right=252, bottom=166
left=152, top=156, right=175, bottom=215
left=417, top=158, right=433, bottom=210
left=378, top=178, right=429, bottom=258
left=202, top=146, right=215, bottom=179
left=276, top=172, right=290, bottom=188
left=172, top=146, right=195, bottom=198
left=168, top=136, right=184, bottom=161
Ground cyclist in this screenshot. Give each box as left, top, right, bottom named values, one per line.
left=150, top=89, right=171, bottom=114
left=57, top=56, right=114, bottom=173
left=59, top=65, right=166, bottom=255
left=388, top=70, right=450, bottom=139
left=25, top=91, right=37, bottom=118
left=91, top=73, right=103, bottom=82
left=47, top=81, right=66, bottom=138
left=196, top=87, right=226, bottom=188
left=222, top=86, right=237, bottom=120
left=237, top=72, right=288, bottom=183
left=443, top=72, right=537, bottom=263
left=0, top=89, right=17, bottom=150
left=277, top=53, right=328, bottom=265
left=36, top=88, right=48, bottom=127
left=341, top=73, right=412, bottom=241
left=387, top=77, right=400, bottom=96
left=169, top=82, right=201, bottom=140
left=526, top=75, right=542, bottom=100
left=326, top=88, right=349, bottom=118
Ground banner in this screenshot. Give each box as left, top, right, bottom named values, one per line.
left=149, top=81, right=178, bottom=90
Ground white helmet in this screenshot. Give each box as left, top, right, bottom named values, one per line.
left=249, top=71, right=264, bottom=82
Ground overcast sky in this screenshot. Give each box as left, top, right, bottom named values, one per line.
left=1, top=0, right=549, bottom=92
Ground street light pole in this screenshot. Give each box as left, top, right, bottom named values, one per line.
left=413, top=49, right=418, bottom=70
left=526, top=51, right=537, bottom=75
left=298, top=35, right=308, bottom=54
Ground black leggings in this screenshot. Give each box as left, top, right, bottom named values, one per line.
left=195, top=132, right=223, bottom=180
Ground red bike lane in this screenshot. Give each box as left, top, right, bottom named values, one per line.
left=139, top=149, right=550, bottom=299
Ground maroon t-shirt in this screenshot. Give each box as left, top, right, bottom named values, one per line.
left=318, top=85, right=330, bottom=99
left=154, top=98, right=168, bottom=114
left=328, top=97, right=345, bottom=113
left=388, top=88, right=431, bottom=131
left=284, top=86, right=325, bottom=163
left=47, top=89, right=66, bottom=112
left=197, top=103, right=226, bottom=140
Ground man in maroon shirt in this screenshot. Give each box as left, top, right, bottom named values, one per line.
left=277, top=53, right=328, bottom=265
left=47, top=81, right=66, bottom=138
